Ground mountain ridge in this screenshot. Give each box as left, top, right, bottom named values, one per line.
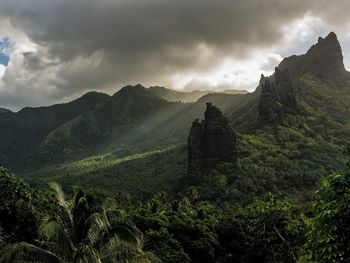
left=3, top=31, right=350, bottom=201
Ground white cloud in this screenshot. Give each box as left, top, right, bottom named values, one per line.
left=282, top=14, right=325, bottom=44
left=176, top=14, right=328, bottom=92
left=0, top=65, right=5, bottom=80
left=177, top=50, right=283, bottom=92
left=0, top=1, right=350, bottom=108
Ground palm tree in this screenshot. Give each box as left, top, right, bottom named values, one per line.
left=0, top=182, right=153, bottom=263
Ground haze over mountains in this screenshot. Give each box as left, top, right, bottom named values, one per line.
left=0, top=84, right=250, bottom=170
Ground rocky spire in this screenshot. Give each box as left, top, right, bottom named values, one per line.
left=188, top=103, right=237, bottom=173
left=278, top=32, right=346, bottom=82
left=302, top=32, right=346, bottom=79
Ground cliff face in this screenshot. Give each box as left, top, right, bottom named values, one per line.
left=278, top=32, right=348, bottom=83
left=302, top=32, right=346, bottom=82
left=257, top=32, right=347, bottom=127
left=258, top=67, right=300, bottom=125
left=188, top=103, right=237, bottom=173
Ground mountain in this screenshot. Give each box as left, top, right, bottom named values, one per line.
left=148, top=86, right=209, bottom=102
left=188, top=103, right=237, bottom=174
left=278, top=32, right=348, bottom=83
left=222, top=32, right=350, bottom=197
left=0, top=83, right=250, bottom=170
left=0, top=108, right=11, bottom=114
left=261, top=31, right=350, bottom=127
left=148, top=86, right=248, bottom=103
left=231, top=32, right=350, bottom=128
left=19, top=85, right=189, bottom=168
left=4, top=32, right=350, bottom=202
left=0, top=92, right=110, bottom=168
left=221, top=89, right=249, bottom=95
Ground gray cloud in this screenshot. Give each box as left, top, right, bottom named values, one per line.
left=0, top=0, right=350, bottom=109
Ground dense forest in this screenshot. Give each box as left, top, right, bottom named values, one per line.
left=1, top=31, right=350, bottom=262
left=1, top=147, right=350, bottom=262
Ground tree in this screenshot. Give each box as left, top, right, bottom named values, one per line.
left=228, top=194, right=308, bottom=262
left=301, top=147, right=350, bottom=262
left=0, top=167, right=40, bottom=246
left=0, top=182, right=149, bottom=263
left=133, top=193, right=219, bottom=263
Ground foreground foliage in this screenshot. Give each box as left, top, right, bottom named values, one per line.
left=0, top=182, right=149, bottom=263
left=2, top=146, right=350, bottom=262
left=301, top=147, right=350, bottom=262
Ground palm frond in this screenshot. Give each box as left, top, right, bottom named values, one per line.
left=98, top=225, right=143, bottom=262
left=73, top=244, right=101, bottom=263
left=49, top=182, right=72, bottom=214
left=85, top=212, right=109, bottom=245
left=109, top=226, right=141, bottom=249
left=0, top=242, right=64, bottom=263
left=129, top=252, right=163, bottom=263
left=49, top=182, right=75, bottom=243
left=40, top=217, right=73, bottom=256
left=99, top=235, right=132, bottom=262
left=73, top=196, right=90, bottom=240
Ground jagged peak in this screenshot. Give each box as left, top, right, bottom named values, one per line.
left=188, top=103, right=237, bottom=173
left=259, top=74, right=266, bottom=85
left=318, top=31, right=338, bottom=43
left=308, top=31, right=342, bottom=54
left=204, top=102, right=224, bottom=120
left=276, top=32, right=346, bottom=82
left=302, top=31, right=345, bottom=79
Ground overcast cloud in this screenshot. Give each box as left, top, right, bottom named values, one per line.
left=1, top=0, right=350, bottom=110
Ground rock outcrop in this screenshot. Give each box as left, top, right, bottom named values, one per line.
left=278, top=32, right=347, bottom=83
left=258, top=32, right=349, bottom=126
left=258, top=67, right=300, bottom=125
left=188, top=103, right=237, bottom=173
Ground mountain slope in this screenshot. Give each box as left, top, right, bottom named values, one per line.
left=148, top=86, right=248, bottom=103
left=0, top=92, right=110, bottom=168
left=20, top=145, right=187, bottom=199
left=225, top=32, right=350, bottom=197
left=7, top=32, right=350, bottom=203
left=0, top=108, right=11, bottom=114
left=20, top=85, right=190, bottom=168
left=3, top=84, right=250, bottom=170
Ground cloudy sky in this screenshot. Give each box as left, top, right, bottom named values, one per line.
left=1, top=0, right=350, bottom=110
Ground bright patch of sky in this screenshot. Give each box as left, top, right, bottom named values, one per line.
left=176, top=14, right=329, bottom=92
left=0, top=37, right=13, bottom=67
left=0, top=65, right=5, bottom=80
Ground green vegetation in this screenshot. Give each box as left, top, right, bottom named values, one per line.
left=20, top=146, right=187, bottom=199
left=1, top=181, right=154, bottom=263
left=301, top=146, right=350, bottom=262
left=2, top=32, right=350, bottom=262
left=3, top=148, right=350, bottom=262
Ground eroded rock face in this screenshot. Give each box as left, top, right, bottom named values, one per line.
left=302, top=32, right=346, bottom=81
left=188, top=103, right=237, bottom=173
left=278, top=32, right=346, bottom=82
left=258, top=67, right=300, bottom=125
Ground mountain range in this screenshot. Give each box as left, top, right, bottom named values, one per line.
left=1, top=32, right=350, bottom=200
left=0, top=83, right=251, bottom=170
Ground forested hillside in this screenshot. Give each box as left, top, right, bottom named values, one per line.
left=4, top=32, right=346, bottom=203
